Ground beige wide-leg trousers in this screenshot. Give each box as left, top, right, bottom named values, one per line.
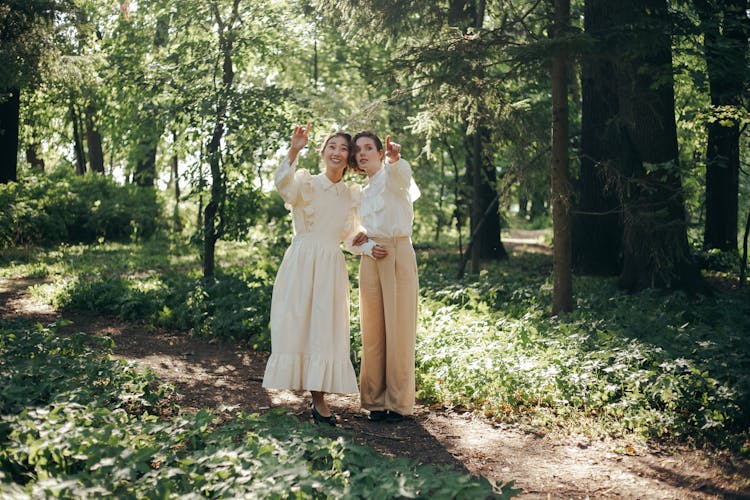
left=359, top=236, right=418, bottom=416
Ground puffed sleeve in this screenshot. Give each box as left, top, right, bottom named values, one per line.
left=386, top=158, right=421, bottom=202
left=342, top=184, right=375, bottom=257
left=275, top=154, right=311, bottom=209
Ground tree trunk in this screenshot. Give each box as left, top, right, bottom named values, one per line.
left=85, top=103, right=105, bottom=174
left=573, top=0, right=623, bottom=276
left=477, top=128, right=507, bottom=260
left=551, top=0, right=572, bottom=314
left=134, top=139, right=157, bottom=186
left=469, top=130, right=482, bottom=273
left=614, top=0, right=702, bottom=292
left=132, top=109, right=159, bottom=187
left=172, top=130, right=182, bottom=232
left=435, top=155, right=446, bottom=242
left=455, top=0, right=506, bottom=272
left=0, top=88, right=21, bottom=183
left=203, top=0, right=239, bottom=280
left=25, top=143, right=45, bottom=172
left=740, top=207, right=749, bottom=286
left=70, top=96, right=86, bottom=175
left=698, top=0, right=747, bottom=252
left=518, top=196, right=528, bottom=218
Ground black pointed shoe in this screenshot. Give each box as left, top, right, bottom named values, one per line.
left=368, top=410, right=388, bottom=422
left=311, top=404, right=337, bottom=426
left=385, top=411, right=405, bottom=423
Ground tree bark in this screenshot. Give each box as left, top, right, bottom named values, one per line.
left=85, top=103, right=105, bottom=174
left=614, top=0, right=702, bottom=292
left=203, top=0, right=239, bottom=280
left=453, top=0, right=507, bottom=272
left=0, top=88, right=21, bottom=183
left=574, top=0, right=623, bottom=276
left=551, top=0, right=572, bottom=314
left=134, top=139, right=157, bottom=186
left=469, top=130, right=482, bottom=273
left=70, top=96, right=86, bottom=175
left=25, top=143, right=44, bottom=172
left=172, top=130, right=182, bottom=232
left=740, top=207, right=750, bottom=286
left=698, top=0, right=747, bottom=252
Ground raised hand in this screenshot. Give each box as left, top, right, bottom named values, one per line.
left=385, top=135, right=401, bottom=163
left=290, top=120, right=311, bottom=153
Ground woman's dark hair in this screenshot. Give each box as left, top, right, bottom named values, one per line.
left=353, top=130, right=383, bottom=152
left=319, top=131, right=357, bottom=171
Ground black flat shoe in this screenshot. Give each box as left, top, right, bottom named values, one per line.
left=311, top=404, right=337, bottom=426
left=368, top=410, right=388, bottom=422
left=385, top=411, right=405, bottom=423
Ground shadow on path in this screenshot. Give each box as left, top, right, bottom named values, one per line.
left=2, top=276, right=749, bottom=498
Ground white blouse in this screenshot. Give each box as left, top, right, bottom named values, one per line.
left=360, top=158, right=420, bottom=239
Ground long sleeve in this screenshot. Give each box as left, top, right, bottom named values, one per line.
left=275, top=154, right=304, bottom=209
left=342, top=184, right=375, bottom=257
left=386, top=158, right=421, bottom=202
left=344, top=230, right=376, bottom=257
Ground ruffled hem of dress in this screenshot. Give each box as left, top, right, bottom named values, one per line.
left=262, top=352, right=359, bottom=394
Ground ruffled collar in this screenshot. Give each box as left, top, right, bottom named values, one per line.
left=365, top=167, right=386, bottom=191
left=317, top=172, right=347, bottom=195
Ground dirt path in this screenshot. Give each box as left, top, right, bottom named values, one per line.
left=2, top=276, right=748, bottom=499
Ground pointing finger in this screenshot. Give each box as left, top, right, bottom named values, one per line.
left=305, top=120, right=311, bottom=134
left=385, top=135, right=391, bottom=152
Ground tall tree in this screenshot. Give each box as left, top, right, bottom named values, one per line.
left=551, top=0, right=573, bottom=313
left=153, top=0, right=290, bottom=278
left=573, top=0, right=623, bottom=275
left=202, top=0, right=239, bottom=280
left=85, top=102, right=105, bottom=173
left=0, top=0, right=61, bottom=182
left=315, top=0, right=516, bottom=270
left=697, top=0, right=749, bottom=252
left=450, top=0, right=508, bottom=271
left=69, top=95, right=86, bottom=174
left=613, top=0, right=702, bottom=291
left=0, top=89, right=20, bottom=183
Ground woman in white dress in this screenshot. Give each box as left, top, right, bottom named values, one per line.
left=262, top=122, right=381, bottom=425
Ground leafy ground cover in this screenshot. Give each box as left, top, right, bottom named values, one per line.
left=0, top=319, right=509, bottom=498
left=3, top=237, right=749, bottom=454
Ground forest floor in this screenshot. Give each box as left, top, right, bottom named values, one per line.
left=2, top=234, right=749, bottom=499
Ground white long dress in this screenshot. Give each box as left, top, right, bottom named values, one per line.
left=261, top=155, right=362, bottom=394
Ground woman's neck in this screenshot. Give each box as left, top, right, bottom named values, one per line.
left=367, top=164, right=383, bottom=179
left=325, top=168, right=343, bottom=183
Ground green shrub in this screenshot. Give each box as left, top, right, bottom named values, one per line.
left=415, top=256, right=750, bottom=449
left=46, top=270, right=273, bottom=347
left=0, top=171, right=162, bottom=249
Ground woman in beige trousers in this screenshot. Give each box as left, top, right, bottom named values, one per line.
left=352, top=131, right=420, bottom=423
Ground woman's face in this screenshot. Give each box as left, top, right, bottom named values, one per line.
left=322, top=135, right=351, bottom=174
left=355, top=137, right=384, bottom=177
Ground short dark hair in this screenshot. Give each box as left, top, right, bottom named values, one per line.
left=319, top=131, right=356, bottom=171
left=353, top=131, right=383, bottom=152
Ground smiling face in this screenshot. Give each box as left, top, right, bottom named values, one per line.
left=320, top=134, right=352, bottom=176
left=354, top=135, right=384, bottom=178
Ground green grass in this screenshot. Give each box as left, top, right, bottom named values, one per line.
left=3, top=236, right=750, bottom=453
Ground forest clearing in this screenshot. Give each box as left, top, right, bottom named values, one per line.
left=1, top=233, right=749, bottom=497
left=3, top=0, right=750, bottom=497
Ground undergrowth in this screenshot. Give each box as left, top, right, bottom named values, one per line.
left=0, top=319, right=512, bottom=498
left=4, top=238, right=750, bottom=452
